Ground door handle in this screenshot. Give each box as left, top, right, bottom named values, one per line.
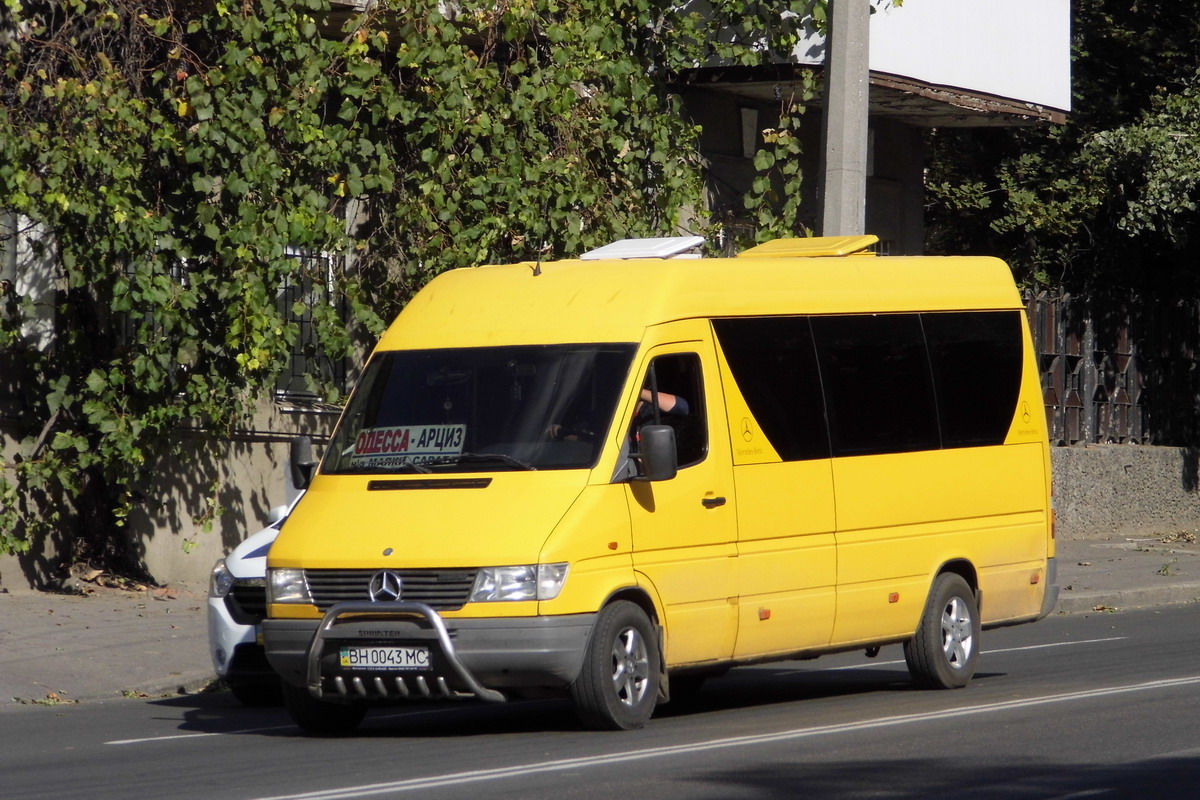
left=701, top=496, right=727, bottom=509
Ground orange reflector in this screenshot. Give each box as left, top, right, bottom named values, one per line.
left=758, top=608, right=771, bottom=621
left=1031, top=572, right=1041, bottom=585
left=608, top=541, right=618, bottom=550
left=888, top=592, right=900, bottom=604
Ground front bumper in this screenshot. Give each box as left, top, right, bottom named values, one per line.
left=263, top=602, right=595, bottom=703
left=206, top=595, right=259, bottom=679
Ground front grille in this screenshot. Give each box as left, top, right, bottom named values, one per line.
left=226, top=580, right=267, bottom=625
left=304, top=569, right=478, bottom=612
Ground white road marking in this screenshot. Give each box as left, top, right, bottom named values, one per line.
left=985, top=636, right=1128, bottom=653
left=246, top=674, right=1200, bottom=800
left=106, top=724, right=290, bottom=745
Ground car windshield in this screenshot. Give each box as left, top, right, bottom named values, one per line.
left=323, top=344, right=636, bottom=474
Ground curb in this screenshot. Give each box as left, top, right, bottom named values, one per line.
left=125, top=671, right=218, bottom=701
left=1054, top=583, right=1200, bottom=615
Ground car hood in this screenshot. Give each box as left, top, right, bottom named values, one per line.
left=268, top=471, right=590, bottom=570
left=225, top=525, right=280, bottom=579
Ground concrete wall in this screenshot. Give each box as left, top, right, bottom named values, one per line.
left=1052, top=444, right=1200, bottom=541
left=122, top=409, right=324, bottom=587
left=0, top=399, right=335, bottom=591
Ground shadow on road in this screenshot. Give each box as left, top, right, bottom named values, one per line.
left=673, top=754, right=1200, bottom=799
left=150, top=662, right=1006, bottom=739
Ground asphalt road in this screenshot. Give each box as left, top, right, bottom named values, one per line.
left=3, top=604, right=1198, bottom=800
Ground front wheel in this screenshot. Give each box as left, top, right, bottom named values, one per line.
left=281, top=681, right=367, bottom=736
left=903, top=573, right=981, bottom=689
left=571, top=601, right=661, bottom=730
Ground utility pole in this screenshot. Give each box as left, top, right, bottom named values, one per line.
left=819, top=0, right=870, bottom=237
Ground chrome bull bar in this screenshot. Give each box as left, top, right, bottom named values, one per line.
left=305, top=601, right=505, bottom=703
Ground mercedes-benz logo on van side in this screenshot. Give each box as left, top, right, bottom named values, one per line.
left=368, top=570, right=403, bottom=602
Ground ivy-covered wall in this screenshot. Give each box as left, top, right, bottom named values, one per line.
left=0, top=0, right=825, bottom=577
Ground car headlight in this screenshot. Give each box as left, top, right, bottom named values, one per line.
left=470, top=563, right=569, bottom=602
left=268, top=568, right=313, bottom=604
left=209, top=559, right=235, bottom=599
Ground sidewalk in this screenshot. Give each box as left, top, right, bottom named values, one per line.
left=1053, top=534, right=1200, bottom=613
left=0, top=580, right=213, bottom=709
left=0, top=537, right=1197, bottom=709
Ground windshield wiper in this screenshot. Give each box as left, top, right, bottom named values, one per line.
left=426, top=452, right=536, bottom=471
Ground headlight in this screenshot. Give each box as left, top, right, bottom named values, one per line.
left=209, top=559, right=234, bottom=599
left=268, top=568, right=312, bottom=604
left=470, top=563, right=569, bottom=602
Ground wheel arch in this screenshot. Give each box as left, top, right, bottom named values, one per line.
left=934, top=558, right=982, bottom=615
left=603, top=586, right=661, bottom=625
left=936, top=558, right=978, bottom=592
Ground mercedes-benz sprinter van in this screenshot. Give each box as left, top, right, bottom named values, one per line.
left=263, top=234, right=1056, bottom=733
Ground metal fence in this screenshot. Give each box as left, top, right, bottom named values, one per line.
left=273, top=248, right=349, bottom=400
left=114, top=249, right=350, bottom=401
left=1026, top=291, right=1200, bottom=447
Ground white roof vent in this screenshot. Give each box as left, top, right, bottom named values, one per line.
left=580, top=236, right=705, bottom=260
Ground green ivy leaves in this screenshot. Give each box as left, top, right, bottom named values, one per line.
left=1, top=0, right=827, bottom=559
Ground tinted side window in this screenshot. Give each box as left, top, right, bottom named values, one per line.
left=812, top=314, right=940, bottom=456
left=923, top=311, right=1024, bottom=448
left=713, top=317, right=830, bottom=461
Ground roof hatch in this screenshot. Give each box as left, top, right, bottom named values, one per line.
left=579, top=236, right=706, bottom=260
left=737, top=235, right=879, bottom=258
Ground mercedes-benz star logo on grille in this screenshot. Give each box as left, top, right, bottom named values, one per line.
left=368, top=570, right=403, bottom=602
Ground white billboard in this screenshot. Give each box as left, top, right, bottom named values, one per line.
left=797, top=0, right=1071, bottom=112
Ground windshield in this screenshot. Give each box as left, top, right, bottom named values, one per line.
left=323, top=344, right=636, bottom=474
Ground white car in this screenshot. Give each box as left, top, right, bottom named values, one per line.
left=207, top=505, right=289, bottom=705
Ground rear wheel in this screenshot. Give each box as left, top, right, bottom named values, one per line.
left=904, top=573, right=980, bottom=689
left=571, top=600, right=661, bottom=730
left=281, top=681, right=367, bottom=735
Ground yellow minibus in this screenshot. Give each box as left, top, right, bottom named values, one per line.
left=263, top=234, right=1056, bottom=733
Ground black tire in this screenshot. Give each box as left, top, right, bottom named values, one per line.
left=226, top=675, right=283, bottom=707
left=281, top=681, right=367, bottom=736
left=904, top=573, right=981, bottom=689
left=571, top=600, right=661, bottom=730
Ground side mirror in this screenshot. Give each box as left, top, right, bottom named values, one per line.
left=635, top=424, right=678, bottom=482
left=290, top=435, right=317, bottom=490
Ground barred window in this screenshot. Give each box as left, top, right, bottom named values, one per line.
left=274, top=248, right=350, bottom=400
